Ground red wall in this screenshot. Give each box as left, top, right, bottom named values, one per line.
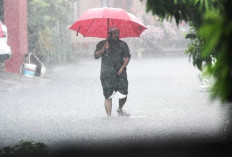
left=4, top=0, right=28, bottom=73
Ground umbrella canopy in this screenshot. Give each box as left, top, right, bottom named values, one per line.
left=69, top=7, right=147, bottom=39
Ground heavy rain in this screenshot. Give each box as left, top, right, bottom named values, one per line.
left=0, top=0, right=232, bottom=156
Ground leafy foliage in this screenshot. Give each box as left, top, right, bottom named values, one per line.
left=0, top=141, right=49, bottom=157
left=146, top=0, right=203, bottom=28
left=28, top=0, right=76, bottom=65
left=0, top=0, right=3, bottom=22
left=199, top=4, right=232, bottom=102
left=145, top=0, right=232, bottom=103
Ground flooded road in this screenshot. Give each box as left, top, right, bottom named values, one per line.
left=0, top=55, right=228, bottom=149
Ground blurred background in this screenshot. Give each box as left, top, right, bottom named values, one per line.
left=0, top=0, right=190, bottom=66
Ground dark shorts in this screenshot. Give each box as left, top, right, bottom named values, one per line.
left=100, top=71, right=128, bottom=99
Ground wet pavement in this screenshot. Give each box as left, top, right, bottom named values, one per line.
left=0, top=55, right=229, bottom=150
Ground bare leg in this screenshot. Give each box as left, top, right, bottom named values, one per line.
left=118, top=97, right=127, bottom=110
left=117, top=97, right=130, bottom=116
left=104, top=98, right=112, bottom=117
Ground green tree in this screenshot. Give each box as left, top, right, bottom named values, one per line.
left=28, top=0, right=76, bottom=65
left=0, top=0, right=4, bottom=22
left=0, top=141, right=49, bottom=157
left=145, top=0, right=232, bottom=103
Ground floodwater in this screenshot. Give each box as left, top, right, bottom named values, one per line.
left=0, top=55, right=228, bottom=150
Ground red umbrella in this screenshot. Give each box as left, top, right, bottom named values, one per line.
left=69, top=7, right=147, bottom=39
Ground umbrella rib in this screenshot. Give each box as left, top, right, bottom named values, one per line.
left=130, top=21, right=139, bottom=37
left=83, top=19, right=95, bottom=37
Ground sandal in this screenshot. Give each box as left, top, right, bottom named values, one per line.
left=117, top=109, right=130, bottom=116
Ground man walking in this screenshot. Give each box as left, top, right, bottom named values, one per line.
left=94, top=26, right=131, bottom=117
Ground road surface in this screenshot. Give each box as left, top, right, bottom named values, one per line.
left=0, top=56, right=229, bottom=151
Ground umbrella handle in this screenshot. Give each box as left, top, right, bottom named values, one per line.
left=107, top=18, right=109, bottom=38
left=76, top=26, right=81, bottom=36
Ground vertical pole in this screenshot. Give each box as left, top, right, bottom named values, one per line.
left=107, top=18, right=109, bottom=39
left=4, top=0, right=28, bottom=73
